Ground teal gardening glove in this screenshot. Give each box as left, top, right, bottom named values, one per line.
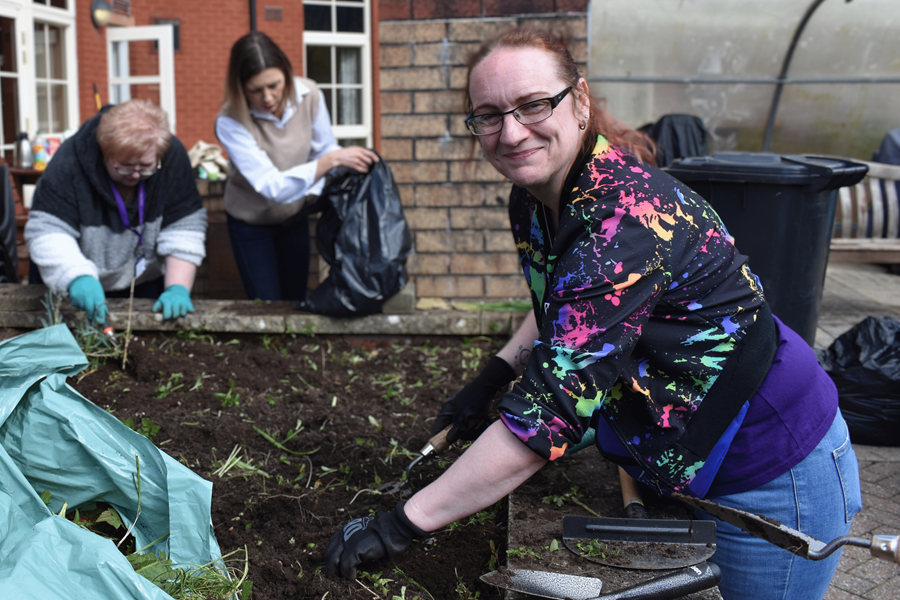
left=68, top=275, right=108, bottom=325
left=152, top=284, right=194, bottom=320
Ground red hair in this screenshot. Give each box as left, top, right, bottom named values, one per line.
left=464, top=27, right=656, bottom=166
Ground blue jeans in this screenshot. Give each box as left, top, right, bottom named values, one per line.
left=226, top=213, right=311, bottom=301
left=696, top=410, right=862, bottom=600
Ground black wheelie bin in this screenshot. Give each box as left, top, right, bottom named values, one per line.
left=666, top=153, right=868, bottom=346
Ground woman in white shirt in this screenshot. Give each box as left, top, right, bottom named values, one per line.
left=216, top=32, right=377, bottom=301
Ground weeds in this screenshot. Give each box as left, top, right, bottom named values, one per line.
left=507, top=546, right=542, bottom=560
left=575, top=539, right=623, bottom=560
left=254, top=422, right=319, bottom=456
left=358, top=571, right=393, bottom=595
left=391, top=567, right=433, bottom=600
left=56, top=455, right=253, bottom=599
left=129, top=545, right=252, bottom=600
left=215, top=379, right=241, bottom=408
left=155, top=372, right=184, bottom=399
left=212, top=445, right=270, bottom=481
left=541, top=486, right=599, bottom=516
left=453, top=568, right=481, bottom=599
left=121, top=417, right=161, bottom=439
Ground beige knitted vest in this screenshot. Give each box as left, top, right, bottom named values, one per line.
left=224, top=77, right=321, bottom=226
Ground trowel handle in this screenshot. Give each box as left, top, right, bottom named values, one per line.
left=596, top=561, right=722, bottom=600
left=870, top=535, right=899, bottom=564
left=618, top=467, right=648, bottom=520
left=419, top=424, right=451, bottom=456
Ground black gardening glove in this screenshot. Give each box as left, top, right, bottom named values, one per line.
left=431, top=356, right=516, bottom=444
left=324, top=501, right=427, bottom=580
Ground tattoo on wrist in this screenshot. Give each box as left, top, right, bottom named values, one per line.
left=513, top=346, right=531, bottom=374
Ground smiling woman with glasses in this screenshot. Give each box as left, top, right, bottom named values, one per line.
left=24, top=98, right=207, bottom=325
left=326, top=27, right=861, bottom=600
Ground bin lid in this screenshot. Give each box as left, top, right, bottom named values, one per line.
left=665, top=152, right=868, bottom=190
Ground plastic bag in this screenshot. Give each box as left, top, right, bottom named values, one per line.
left=0, top=325, right=223, bottom=598
left=297, top=156, right=412, bottom=317
left=816, top=316, right=900, bottom=446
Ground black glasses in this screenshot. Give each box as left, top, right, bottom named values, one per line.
left=114, top=161, right=160, bottom=177
left=465, top=86, right=573, bottom=136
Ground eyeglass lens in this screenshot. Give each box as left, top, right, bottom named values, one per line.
left=116, top=164, right=158, bottom=177
left=467, top=87, right=571, bottom=135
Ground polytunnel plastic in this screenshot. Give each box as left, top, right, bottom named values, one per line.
left=0, top=324, right=223, bottom=599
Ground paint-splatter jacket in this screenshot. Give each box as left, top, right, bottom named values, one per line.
left=498, top=136, right=770, bottom=492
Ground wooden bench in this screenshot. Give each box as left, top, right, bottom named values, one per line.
left=828, top=158, right=900, bottom=264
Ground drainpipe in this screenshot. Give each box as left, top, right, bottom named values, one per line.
left=250, top=0, right=257, bottom=31
left=761, top=0, right=830, bottom=151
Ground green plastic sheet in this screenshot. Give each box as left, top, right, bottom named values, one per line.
left=0, top=325, right=222, bottom=598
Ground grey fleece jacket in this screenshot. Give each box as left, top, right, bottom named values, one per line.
left=24, top=106, right=207, bottom=293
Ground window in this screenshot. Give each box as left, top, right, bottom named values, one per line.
left=0, top=17, right=19, bottom=163
left=303, top=0, right=371, bottom=147
left=34, top=22, right=68, bottom=135
left=0, top=1, right=80, bottom=158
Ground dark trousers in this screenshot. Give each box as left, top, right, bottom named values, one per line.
left=29, top=261, right=164, bottom=299
left=226, top=213, right=311, bottom=301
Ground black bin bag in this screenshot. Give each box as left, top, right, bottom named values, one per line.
left=816, top=316, right=900, bottom=446
left=296, top=156, right=411, bottom=317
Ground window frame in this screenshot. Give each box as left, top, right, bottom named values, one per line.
left=303, top=0, right=372, bottom=147
left=0, top=1, right=79, bottom=152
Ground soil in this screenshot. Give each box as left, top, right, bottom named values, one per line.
left=0, top=326, right=721, bottom=600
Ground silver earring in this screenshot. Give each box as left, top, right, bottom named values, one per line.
left=579, top=120, right=586, bottom=131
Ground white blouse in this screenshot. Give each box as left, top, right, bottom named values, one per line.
left=215, top=78, right=342, bottom=204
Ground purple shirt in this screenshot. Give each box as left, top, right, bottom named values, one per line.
left=706, top=316, right=838, bottom=497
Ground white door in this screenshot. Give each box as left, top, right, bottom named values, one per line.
left=106, top=25, right=176, bottom=133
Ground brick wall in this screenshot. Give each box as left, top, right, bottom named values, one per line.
left=78, top=1, right=305, bottom=151
left=378, top=5, right=587, bottom=301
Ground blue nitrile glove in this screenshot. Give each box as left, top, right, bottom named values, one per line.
left=68, top=275, right=108, bottom=325
left=324, top=501, right=428, bottom=580
left=152, top=284, right=194, bottom=320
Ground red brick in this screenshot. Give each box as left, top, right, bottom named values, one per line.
left=379, top=0, right=412, bottom=20
left=485, top=0, right=554, bottom=17
left=412, top=0, right=482, bottom=20
left=556, top=0, right=588, bottom=12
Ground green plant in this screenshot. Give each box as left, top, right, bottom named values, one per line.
left=384, top=439, right=417, bottom=464
left=575, top=539, right=622, bottom=560
left=176, top=329, right=215, bottom=345
left=541, top=486, right=599, bottom=516
left=392, top=567, right=433, bottom=600
left=453, top=568, right=480, bottom=599
left=507, top=546, right=542, bottom=559
left=254, top=421, right=319, bottom=456
left=154, top=373, right=184, bottom=399
left=359, top=571, right=393, bottom=595
left=122, top=417, right=161, bottom=439
left=128, top=545, right=253, bottom=600
left=39, top=290, right=63, bottom=327
left=214, top=379, right=240, bottom=408
left=190, top=372, right=212, bottom=392
left=488, top=540, right=500, bottom=571
left=213, top=445, right=270, bottom=481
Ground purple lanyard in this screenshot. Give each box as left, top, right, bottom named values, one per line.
left=110, top=180, right=146, bottom=247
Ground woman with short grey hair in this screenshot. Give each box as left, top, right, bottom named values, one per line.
left=25, top=98, right=207, bottom=323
